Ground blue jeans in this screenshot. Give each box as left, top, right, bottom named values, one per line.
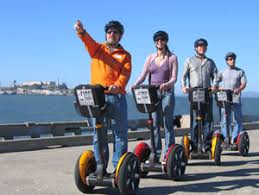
left=92, top=94, right=128, bottom=169
left=152, top=91, right=175, bottom=159
left=221, top=103, right=243, bottom=143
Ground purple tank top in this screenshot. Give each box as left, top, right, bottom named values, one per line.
left=150, top=57, right=170, bottom=85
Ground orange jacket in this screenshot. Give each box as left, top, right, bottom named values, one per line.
left=77, top=31, right=132, bottom=94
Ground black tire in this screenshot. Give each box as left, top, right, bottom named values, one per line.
left=238, top=132, right=249, bottom=156
left=214, top=136, right=222, bottom=166
left=166, top=144, right=186, bottom=181
left=74, top=151, right=96, bottom=193
left=181, top=135, right=190, bottom=164
left=133, top=142, right=151, bottom=178
left=117, top=153, right=140, bottom=195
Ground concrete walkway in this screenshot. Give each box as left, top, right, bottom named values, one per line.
left=0, top=129, right=259, bottom=195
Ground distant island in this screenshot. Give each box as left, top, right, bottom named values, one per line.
left=0, top=80, right=73, bottom=96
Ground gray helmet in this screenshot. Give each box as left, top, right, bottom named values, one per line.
left=104, top=20, right=124, bottom=35
left=194, top=38, right=208, bottom=47
left=153, top=31, right=169, bottom=42
left=225, top=52, right=237, bottom=60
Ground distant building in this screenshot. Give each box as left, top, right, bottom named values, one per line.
left=43, top=81, right=56, bottom=88
left=21, top=81, right=57, bottom=89
left=0, top=80, right=71, bottom=96
left=21, top=81, right=43, bottom=87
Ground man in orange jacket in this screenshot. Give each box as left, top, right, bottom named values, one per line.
left=74, top=20, right=132, bottom=174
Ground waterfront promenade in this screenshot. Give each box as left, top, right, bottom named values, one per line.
left=0, top=128, right=259, bottom=195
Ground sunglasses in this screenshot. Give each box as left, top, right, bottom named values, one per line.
left=107, top=30, right=119, bottom=35
left=227, top=58, right=234, bottom=61
left=155, top=38, right=166, bottom=42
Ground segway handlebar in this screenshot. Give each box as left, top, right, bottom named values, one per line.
left=214, top=88, right=233, bottom=107
left=74, top=84, right=109, bottom=118
left=185, top=87, right=214, bottom=93
left=132, top=85, right=161, bottom=113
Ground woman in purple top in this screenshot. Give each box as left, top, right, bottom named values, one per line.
left=132, top=31, right=178, bottom=161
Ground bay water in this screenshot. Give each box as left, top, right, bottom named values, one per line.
left=0, top=94, right=259, bottom=124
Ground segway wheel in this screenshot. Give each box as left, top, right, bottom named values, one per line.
left=211, top=135, right=221, bottom=166
left=133, top=142, right=151, bottom=177
left=166, top=144, right=186, bottom=180
left=74, top=150, right=96, bottom=193
left=116, top=152, right=140, bottom=195
left=238, top=132, right=249, bottom=156
left=181, top=135, right=190, bottom=164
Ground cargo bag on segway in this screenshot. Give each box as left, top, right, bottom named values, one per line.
left=189, top=88, right=209, bottom=111
left=215, top=89, right=233, bottom=108
left=132, top=85, right=160, bottom=113
left=74, top=84, right=107, bottom=118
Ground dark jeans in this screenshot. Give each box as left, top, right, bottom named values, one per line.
left=190, top=96, right=213, bottom=148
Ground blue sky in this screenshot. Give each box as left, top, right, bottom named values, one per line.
left=0, top=0, right=258, bottom=94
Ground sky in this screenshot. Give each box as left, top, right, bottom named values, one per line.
left=0, top=0, right=258, bottom=94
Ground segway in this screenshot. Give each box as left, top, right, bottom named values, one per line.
left=73, top=84, right=140, bottom=195
left=215, top=89, right=249, bottom=156
left=181, top=88, right=222, bottom=165
left=132, top=85, right=186, bottom=180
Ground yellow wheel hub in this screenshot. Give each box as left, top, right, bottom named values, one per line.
left=115, top=152, right=129, bottom=184
left=211, top=136, right=217, bottom=159
left=79, top=150, right=95, bottom=184
left=183, top=135, right=190, bottom=158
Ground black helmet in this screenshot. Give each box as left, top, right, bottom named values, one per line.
left=194, top=38, right=208, bottom=47
left=225, top=52, right=237, bottom=60
left=153, top=31, right=169, bottom=42
left=104, top=20, right=124, bottom=35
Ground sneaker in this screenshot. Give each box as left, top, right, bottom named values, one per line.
left=202, top=144, right=210, bottom=153
left=90, top=169, right=111, bottom=178
left=103, top=170, right=116, bottom=178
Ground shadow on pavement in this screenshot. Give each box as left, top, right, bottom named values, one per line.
left=144, top=160, right=259, bottom=182
left=139, top=178, right=259, bottom=194
left=140, top=159, right=259, bottom=194
left=184, top=167, right=259, bottom=181
left=222, top=151, right=259, bottom=157
left=187, top=155, right=259, bottom=167
left=92, top=187, right=121, bottom=195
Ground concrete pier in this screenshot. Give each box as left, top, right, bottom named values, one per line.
left=0, top=128, right=258, bottom=195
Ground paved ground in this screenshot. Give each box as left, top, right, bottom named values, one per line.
left=0, top=129, right=259, bottom=195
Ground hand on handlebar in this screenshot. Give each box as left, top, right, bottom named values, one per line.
left=182, top=87, right=216, bottom=94
left=182, top=86, right=189, bottom=94
left=160, top=83, right=171, bottom=91
left=107, top=85, right=120, bottom=94
left=233, top=88, right=241, bottom=95
left=131, top=84, right=137, bottom=89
